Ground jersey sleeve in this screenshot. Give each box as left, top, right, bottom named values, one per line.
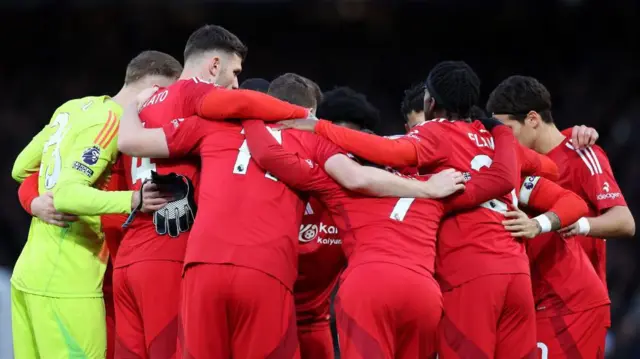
left=53, top=111, right=134, bottom=215
left=300, top=132, right=344, bottom=168
left=519, top=176, right=589, bottom=227
left=243, top=120, right=331, bottom=193
left=517, top=144, right=559, bottom=181
left=443, top=126, right=519, bottom=211
left=161, top=116, right=206, bottom=157
left=315, top=119, right=421, bottom=168
left=12, top=125, right=52, bottom=183
left=181, top=78, right=309, bottom=121
left=18, top=172, right=40, bottom=215
left=570, top=144, right=627, bottom=211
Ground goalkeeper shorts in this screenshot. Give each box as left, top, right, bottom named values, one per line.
left=11, top=285, right=106, bottom=359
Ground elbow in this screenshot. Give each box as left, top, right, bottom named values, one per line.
left=622, top=216, right=636, bottom=237
left=11, top=165, right=24, bottom=183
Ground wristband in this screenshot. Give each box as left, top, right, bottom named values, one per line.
left=576, top=217, right=591, bottom=235
left=534, top=215, right=552, bottom=233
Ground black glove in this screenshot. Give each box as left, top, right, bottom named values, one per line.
left=150, top=171, right=197, bottom=238
left=478, top=117, right=504, bottom=131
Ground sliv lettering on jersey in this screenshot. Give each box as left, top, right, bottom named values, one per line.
left=467, top=133, right=495, bottom=150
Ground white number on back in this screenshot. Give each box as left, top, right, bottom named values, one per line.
left=41, top=113, right=70, bottom=189
left=233, top=127, right=283, bottom=181
left=470, top=154, right=518, bottom=213
left=390, top=197, right=416, bottom=222
left=131, top=156, right=157, bottom=185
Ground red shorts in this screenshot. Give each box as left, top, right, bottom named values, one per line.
left=180, top=263, right=300, bottom=359
left=536, top=305, right=608, bottom=359
left=113, top=261, right=182, bottom=359
left=438, top=274, right=536, bottom=359
left=335, top=263, right=442, bottom=359
left=298, top=324, right=334, bottom=359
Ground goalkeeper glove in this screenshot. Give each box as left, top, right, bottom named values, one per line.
left=150, top=171, right=197, bottom=238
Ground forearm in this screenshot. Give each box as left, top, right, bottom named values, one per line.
left=315, top=120, right=418, bottom=168
left=53, top=184, right=133, bottom=216
left=585, top=206, right=635, bottom=238
left=347, top=166, right=432, bottom=198
left=445, top=126, right=518, bottom=211
left=117, top=102, right=169, bottom=158
left=198, top=89, right=308, bottom=121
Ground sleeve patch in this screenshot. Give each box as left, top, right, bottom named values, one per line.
left=81, top=146, right=101, bottom=165
left=72, top=161, right=94, bottom=177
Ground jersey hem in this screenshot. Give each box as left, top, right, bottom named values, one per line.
left=10, top=280, right=103, bottom=298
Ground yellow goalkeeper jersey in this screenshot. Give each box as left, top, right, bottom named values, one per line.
left=11, top=96, right=134, bottom=297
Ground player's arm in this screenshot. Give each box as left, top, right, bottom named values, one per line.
left=279, top=119, right=429, bottom=168
left=117, top=102, right=170, bottom=158
left=559, top=146, right=635, bottom=238
left=242, top=120, right=463, bottom=199
left=192, top=86, right=311, bottom=121
left=11, top=125, right=52, bottom=183
left=442, top=125, right=519, bottom=211
left=53, top=111, right=138, bottom=215
left=503, top=176, right=589, bottom=238
left=517, top=144, right=559, bottom=181
left=17, top=172, right=78, bottom=227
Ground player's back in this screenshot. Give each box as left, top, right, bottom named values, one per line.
left=413, top=120, right=528, bottom=289
left=185, top=121, right=315, bottom=290
left=14, top=96, right=120, bottom=297
left=116, top=80, right=202, bottom=267
left=342, top=192, right=444, bottom=278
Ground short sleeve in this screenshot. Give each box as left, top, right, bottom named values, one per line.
left=179, top=78, right=219, bottom=115
left=404, top=121, right=448, bottom=168
left=161, top=116, right=207, bottom=157
left=574, top=145, right=627, bottom=211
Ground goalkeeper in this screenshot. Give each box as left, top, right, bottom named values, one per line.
left=9, top=51, right=181, bottom=359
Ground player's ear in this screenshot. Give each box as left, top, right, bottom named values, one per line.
left=525, top=110, right=541, bottom=129
left=208, top=56, right=221, bottom=77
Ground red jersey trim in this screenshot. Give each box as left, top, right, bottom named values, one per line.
left=565, top=142, right=603, bottom=176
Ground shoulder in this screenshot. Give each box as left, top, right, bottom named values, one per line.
left=563, top=142, right=610, bottom=177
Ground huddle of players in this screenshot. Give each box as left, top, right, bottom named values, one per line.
left=11, top=23, right=636, bottom=359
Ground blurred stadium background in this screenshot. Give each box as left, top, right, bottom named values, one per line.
left=1, top=0, right=638, bottom=357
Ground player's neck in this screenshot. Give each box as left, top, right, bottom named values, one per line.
left=178, top=66, right=206, bottom=81
left=534, top=124, right=565, bottom=154
left=111, top=86, right=138, bottom=108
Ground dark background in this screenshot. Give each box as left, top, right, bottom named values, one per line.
left=1, top=0, right=639, bottom=357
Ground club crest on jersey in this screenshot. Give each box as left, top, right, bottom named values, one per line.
left=81, top=146, right=101, bottom=165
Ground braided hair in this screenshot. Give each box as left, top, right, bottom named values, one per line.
left=425, top=61, right=481, bottom=119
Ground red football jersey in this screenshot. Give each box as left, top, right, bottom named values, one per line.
left=518, top=176, right=610, bottom=318
left=162, top=119, right=340, bottom=290
left=115, top=78, right=212, bottom=268
left=546, top=139, right=627, bottom=291
left=294, top=197, right=346, bottom=326
left=404, top=119, right=529, bottom=289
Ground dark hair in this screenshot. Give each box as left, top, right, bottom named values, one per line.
left=240, top=78, right=270, bottom=93
left=486, top=75, right=554, bottom=123
left=468, top=105, right=487, bottom=119
left=267, top=73, right=319, bottom=109
left=426, top=61, right=480, bottom=118
left=184, top=25, right=248, bottom=62
left=124, top=50, right=182, bottom=85
left=317, top=87, right=380, bottom=131
left=400, top=82, right=426, bottom=122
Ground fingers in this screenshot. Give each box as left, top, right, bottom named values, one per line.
left=145, top=203, right=168, bottom=212
left=453, top=184, right=465, bottom=192
left=503, top=211, right=523, bottom=219
left=59, top=214, right=79, bottom=222
left=277, top=120, right=294, bottom=129
left=46, top=219, right=69, bottom=228
left=43, top=192, right=55, bottom=199
left=439, top=168, right=456, bottom=174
